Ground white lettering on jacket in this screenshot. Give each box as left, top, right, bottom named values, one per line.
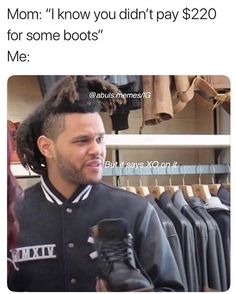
left=9, top=244, right=57, bottom=264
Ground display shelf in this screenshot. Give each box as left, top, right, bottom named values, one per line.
left=105, top=134, right=230, bottom=149
left=11, top=164, right=38, bottom=177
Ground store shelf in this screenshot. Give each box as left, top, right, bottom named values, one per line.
left=105, top=135, right=230, bottom=149
left=11, top=164, right=39, bottom=177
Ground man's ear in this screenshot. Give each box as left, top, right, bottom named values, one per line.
left=37, top=135, right=54, bottom=159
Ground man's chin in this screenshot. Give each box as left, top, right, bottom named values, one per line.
left=83, top=175, right=103, bottom=185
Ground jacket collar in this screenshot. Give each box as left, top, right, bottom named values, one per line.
left=40, top=175, right=92, bottom=205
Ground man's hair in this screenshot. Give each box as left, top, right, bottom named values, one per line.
left=16, top=75, right=103, bottom=175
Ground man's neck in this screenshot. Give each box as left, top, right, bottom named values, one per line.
left=48, top=173, right=78, bottom=199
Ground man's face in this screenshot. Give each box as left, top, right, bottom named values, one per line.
left=51, top=112, right=106, bottom=185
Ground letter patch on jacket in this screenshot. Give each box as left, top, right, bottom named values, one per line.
left=8, top=244, right=57, bottom=270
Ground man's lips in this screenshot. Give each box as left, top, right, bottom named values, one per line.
left=85, top=160, right=103, bottom=168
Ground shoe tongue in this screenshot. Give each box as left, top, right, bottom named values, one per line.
left=98, top=218, right=129, bottom=241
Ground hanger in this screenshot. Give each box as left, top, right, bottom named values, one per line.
left=136, top=177, right=149, bottom=197
left=117, top=169, right=127, bottom=190
left=126, top=186, right=136, bottom=193
left=164, top=172, right=179, bottom=198
left=179, top=185, right=194, bottom=198
left=125, top=177, right=136, bottom=193
left=192, top=184, right=212, bottom=202
left=165, top=185, right=179, bottom=197
left=192, top=169, right=211, bottom=202
left=208, top=184, right=220, bottom=196
left=149, top=178, right=165, bottom=200
left=120, top=187, right=127, bottom=190
left=208, top=166, right=220, bottom=196
left=178, top=166, right=194, bottom=198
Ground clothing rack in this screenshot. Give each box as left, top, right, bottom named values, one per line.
left=102, top=164, right=230, bottom=176
left=11, top=164, right=230, bottom=178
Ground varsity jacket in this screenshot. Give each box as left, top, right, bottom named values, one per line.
left=8, top=177, right=184, bottom=292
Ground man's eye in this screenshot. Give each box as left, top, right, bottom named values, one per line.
left=96, top=136, right=104, bottom=143
left=77, top=139, right=88, bottom=144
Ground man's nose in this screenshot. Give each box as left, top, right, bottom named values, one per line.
left=89, top=140, right=102, bottom=155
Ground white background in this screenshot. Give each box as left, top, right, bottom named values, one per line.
left=0, top=0, right=234, bottom=293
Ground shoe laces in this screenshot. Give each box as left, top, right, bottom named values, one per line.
left=100, top=238, right=132, bottom=266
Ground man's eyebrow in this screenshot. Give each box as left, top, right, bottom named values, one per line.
left=72, top=133, right=105, bottom=140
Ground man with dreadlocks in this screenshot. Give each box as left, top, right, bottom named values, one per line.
left=8, top=76, right=184, bottom=292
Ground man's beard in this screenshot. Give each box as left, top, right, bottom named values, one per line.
left=55, top=150, right=102, bottom=186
